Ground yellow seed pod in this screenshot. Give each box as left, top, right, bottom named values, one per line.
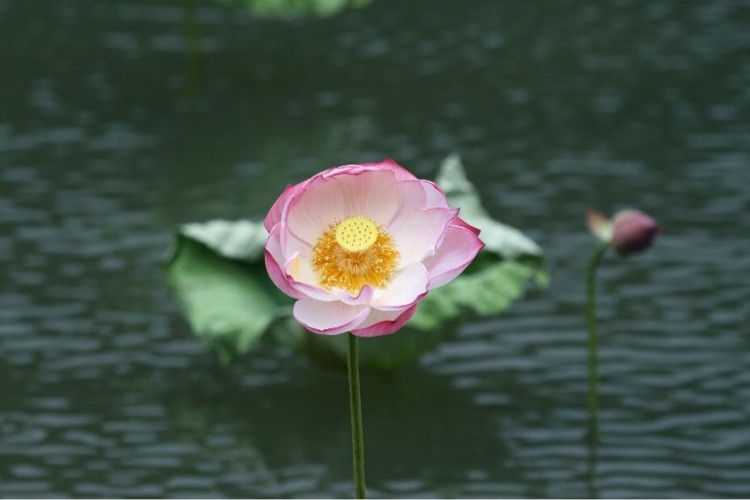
left=335, top=217, right=378, bottom=252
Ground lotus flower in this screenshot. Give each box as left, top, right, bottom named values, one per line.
left=587, top=208, right=661, bottom=256
left=264, top=159, right=484, bottom=337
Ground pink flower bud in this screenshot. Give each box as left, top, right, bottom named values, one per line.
left=610, top=209, right=661, bottom=256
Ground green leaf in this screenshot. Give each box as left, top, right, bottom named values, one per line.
left=181, top=219, right=268, bottom=261
left=437, top=154, right=543, bottom=260
left=164, top=232, right=292, bottom=365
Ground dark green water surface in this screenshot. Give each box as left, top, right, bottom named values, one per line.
left=1, top=0, right=749, bottom=497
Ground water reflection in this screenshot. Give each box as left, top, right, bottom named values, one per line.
left=165, top=365, right=515, bottom=497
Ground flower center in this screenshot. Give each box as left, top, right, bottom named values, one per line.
left=312, top=216, right=399, bottom=295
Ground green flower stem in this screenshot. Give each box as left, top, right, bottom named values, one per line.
left=347, top=333, right=367, bottom=499
left=586, top=241, right=609, bottom=445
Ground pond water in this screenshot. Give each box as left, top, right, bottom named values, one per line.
left=1, top=0, right=749, bottom=497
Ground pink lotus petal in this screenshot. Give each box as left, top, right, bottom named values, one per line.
left=389, top=207, right=459, bottom=268
left=264, top=233, right=303, bottom=300
left=385, top=179, right=453, bottom=227
left=286, top=175, right=348, bottom=245
left=422, top=223, right=485, bottom=289
left=372, top=262, right=429, bottom=310
left=286, top=258, right=338, bottom=303
left=421, top=180, right=452, bottom=209
left=264, top=184, right=296, bottom=232
left=281, top=229, right=312, bottom=266
left=267, top=223, right=310, bottom=270
left=337, top=169, right=402, bottom=225
left=287, top=169, right=405, bottom=245
left=293, top=299, right=371, bottom=335
left=452, top=215, right=481, bottom=236
left=290, top=281, right=338, bottom=302
left=267, top=226, right=333, bottom=302
left=332, top=285, right=376, bottom=306
left=386, top=179, right=429, bottom=225
left=358, top=158, right=418, bottom=181
left=351, top=304, right=419, bottom=337
left=318, top=159, right=415, bottom=182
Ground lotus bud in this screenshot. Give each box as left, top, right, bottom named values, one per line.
left=610, top=209, right=661, bottom=256
left=587, top=208, right=661, bottom=256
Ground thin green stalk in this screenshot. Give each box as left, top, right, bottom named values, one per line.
left=347, top=333, right=367, bottom=499
left=586, top=241, right=609, bottom=446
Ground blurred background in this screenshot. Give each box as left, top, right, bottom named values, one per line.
left=1, top=0, right=749, bottom=497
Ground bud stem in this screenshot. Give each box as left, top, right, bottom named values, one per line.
left=586, top=242, right=609, bottom=447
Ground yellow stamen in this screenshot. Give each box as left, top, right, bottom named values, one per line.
left=312, top=216, right=399, bottom=295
